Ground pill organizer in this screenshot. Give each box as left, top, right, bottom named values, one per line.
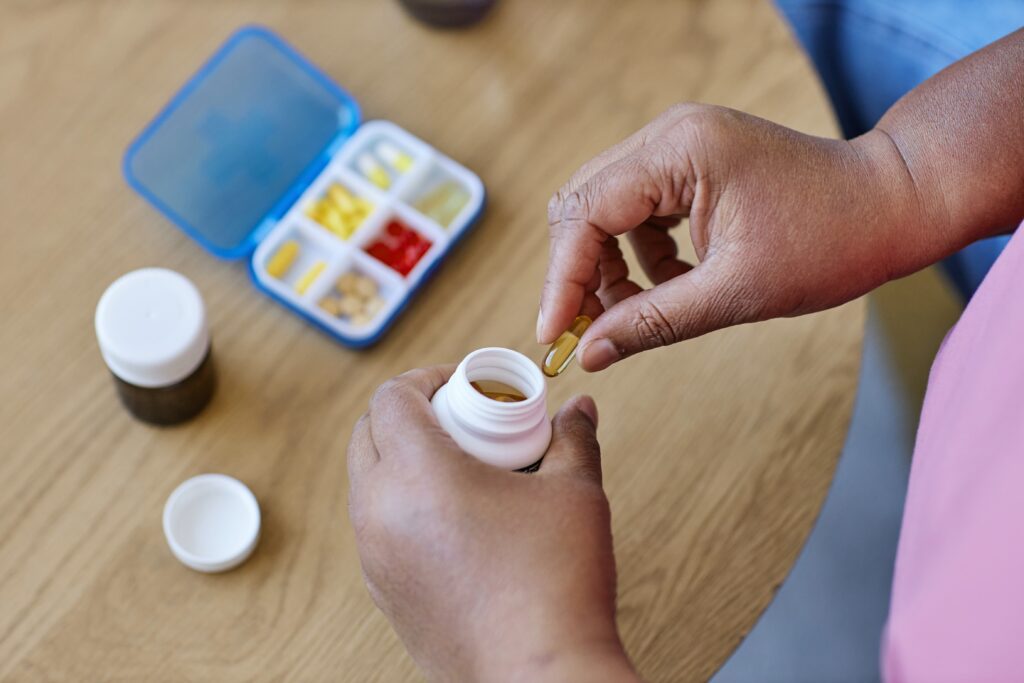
left=124, top=26, right=485, bottom=347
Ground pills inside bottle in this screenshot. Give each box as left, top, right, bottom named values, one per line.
left=95, top=268, right=215, bottom=426
left=541, top=315, right=592, bottom=377
left=471, top=379, right=527, bottom=403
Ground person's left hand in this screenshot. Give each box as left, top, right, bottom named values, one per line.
left=347, top=366, right=639, bottom=683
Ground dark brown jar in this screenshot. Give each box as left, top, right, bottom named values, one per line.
left=95, top=268, right=215, bottom=426
left=397, top=0, right=497, bottom=27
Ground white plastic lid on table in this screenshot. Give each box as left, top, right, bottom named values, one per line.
left=94, top=268, right=209, bottom=388
left=163, top=474, right=261, bottom=573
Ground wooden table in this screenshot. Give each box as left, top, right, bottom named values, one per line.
left=0, top=1, right=864, bottom=681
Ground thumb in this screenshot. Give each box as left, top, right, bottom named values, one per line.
left=578, top=260, right=747, bottom=371
left=540, top=395, right=602, bottom=484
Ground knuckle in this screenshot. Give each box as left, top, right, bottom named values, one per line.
left=351, top=412, right=370, bottom=437
left=661, top=101, right=714, bottom=127
left=633, top=299, right=680, bottom=350
left=547, top=191, right=566, bottom=227
left=663, top=101, right=697, bottom=120
left=370, top=377, right=402, bottom=408
left=676, top=107, right=721, bottom=143
left=369, top=376, right=418, bottom=417
left=646, top=141, right=689, bottom=207
left=558, top=188, right=593, bottom=224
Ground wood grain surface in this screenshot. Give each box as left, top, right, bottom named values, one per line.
left=0, top=1, right=864, bottom=681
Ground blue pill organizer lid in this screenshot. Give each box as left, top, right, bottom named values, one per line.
left=124, top=26, right=361, bottom=259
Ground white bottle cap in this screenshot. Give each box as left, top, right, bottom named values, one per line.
left=95, top=268, right=209, bottom=388
left=163, top=474, right=261, bottom=573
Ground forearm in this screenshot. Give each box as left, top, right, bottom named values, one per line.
left=862, top=28, right=1024, bottom=275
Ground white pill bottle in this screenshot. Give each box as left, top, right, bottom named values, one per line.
left=431, top=347, right=552, bottom=471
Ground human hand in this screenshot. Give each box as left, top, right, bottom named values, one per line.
left=539, top=103, right=931, bottom=370
left=347, top=366, right=639, bottom=683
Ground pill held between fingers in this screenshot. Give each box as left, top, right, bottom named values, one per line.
left=541, top=315, right=593, bottom=377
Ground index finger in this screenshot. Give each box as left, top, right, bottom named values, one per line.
left=539, top=153, right=665, bottom=344
left=368, top=364, right=458, bottom=461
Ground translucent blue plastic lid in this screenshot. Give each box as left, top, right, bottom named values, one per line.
left=124, top=26, right=361, bottom=259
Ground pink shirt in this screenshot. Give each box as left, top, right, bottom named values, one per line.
left=883, top=224, right=1024, bottom=682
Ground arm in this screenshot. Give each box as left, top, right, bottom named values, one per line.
left=538, top=29, right=1024, bottom=369
left=874, top=27, right=1024, bottom=255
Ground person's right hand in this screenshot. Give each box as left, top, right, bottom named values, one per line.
left=538, top=103, right=943, bottom=371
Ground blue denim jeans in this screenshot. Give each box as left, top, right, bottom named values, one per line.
left=775, top=0, right=1024, bottom=298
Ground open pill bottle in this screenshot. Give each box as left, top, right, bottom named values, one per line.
left=124, top=26, right=485, bottom=348
left=95, top=268, right=215, bottom=425
left=431, top=348, right=552, bottom=471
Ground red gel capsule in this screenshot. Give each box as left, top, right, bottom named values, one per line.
left=366, top=221, right=432, bottom=276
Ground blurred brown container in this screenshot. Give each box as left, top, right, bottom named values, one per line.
left=397, top=0, right=497, bottom=27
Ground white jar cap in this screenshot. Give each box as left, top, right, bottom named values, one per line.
left=163, top=474, right=261, bottom=573
left=95, top=268, right=209, bottom=388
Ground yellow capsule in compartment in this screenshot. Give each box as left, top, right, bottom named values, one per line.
left=295, top=260, right=326, bottom=295
left=376, top=141, right=414, bottom=173
left=327, top=183, right=357, bottom=214
left=541, top=315, right=592, bottom=377
left=307, top=183, right=373, bottom=241
left=358, top=153, right=391, bottom=190
left=267, top=240, right=299, bottom=279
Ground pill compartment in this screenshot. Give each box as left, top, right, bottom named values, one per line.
left=256, top=225, right=333, bottom=297
left=360, top=210, right=443, bottom=279
left=311, top=255, right=404, bottom=334
left=401, top=157, right=476, bottom=229
left=124, top=26, right=486, bottom=348
left=342, top=121, right=430, bottom=195
left=301, top=171, right=382, bottom=243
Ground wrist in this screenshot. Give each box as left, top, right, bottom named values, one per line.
left=849, top=128, right=972, bottom=280
left=506, top=636, right=639, bottom=683
left=466, top=608, right=637, bottom=683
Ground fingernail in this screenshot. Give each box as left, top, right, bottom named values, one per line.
left=576, top=395, right=599, bottom=428
left=535, top=308, right=545, bottom=343
left=580, top=338, right=619, bottom=371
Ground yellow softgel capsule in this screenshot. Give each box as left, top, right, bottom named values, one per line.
left=295, top=260, right=326, bottom=295
left=541, top=315, right=592, bottom=377
left=266, top=240, right=299, bottom=279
